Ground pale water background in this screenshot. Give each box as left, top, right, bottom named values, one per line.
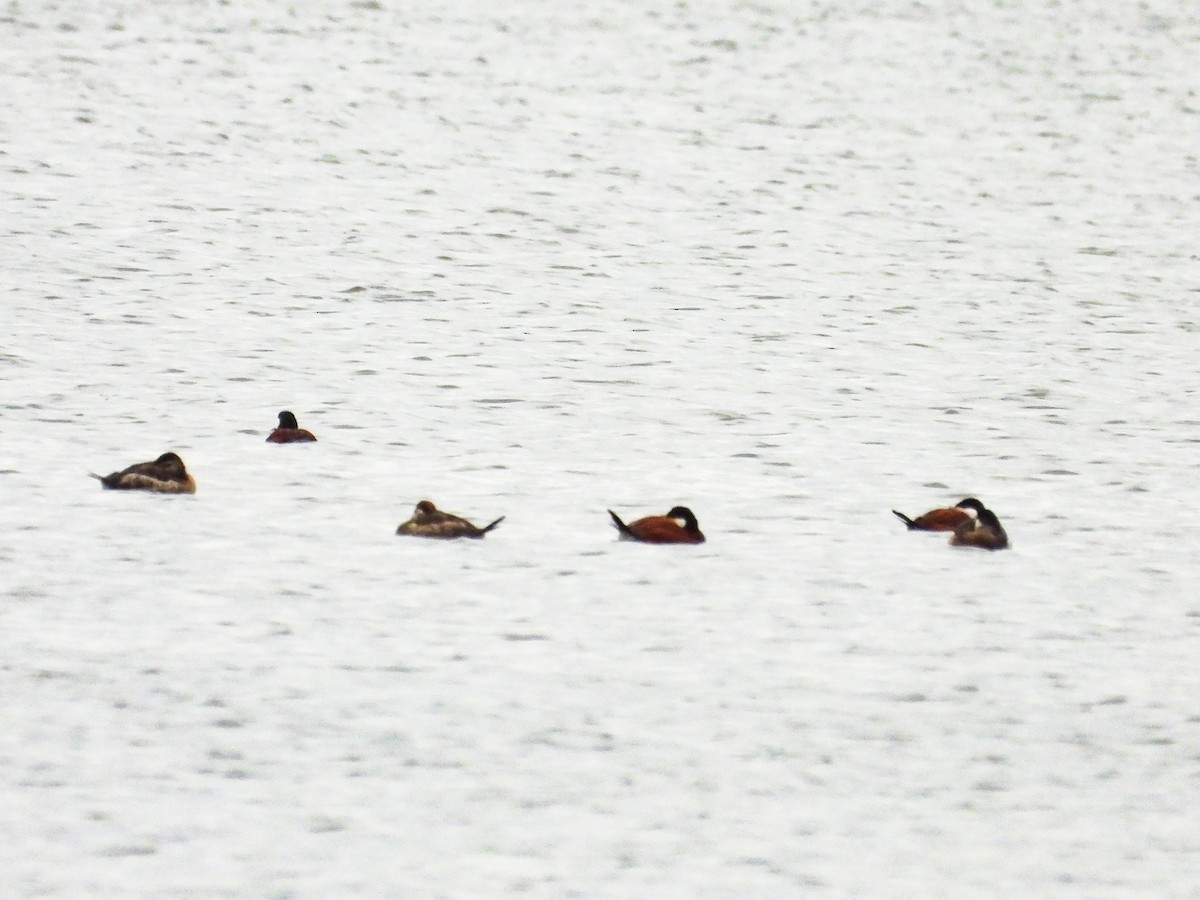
left=3, top=0, right=1200, bottom=896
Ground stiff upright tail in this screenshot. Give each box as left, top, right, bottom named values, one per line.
left=480, top=516, right=505, bottom=535
left=892, top=510, right=917, bottom=529
left=608, top=510, right=633, bottom=537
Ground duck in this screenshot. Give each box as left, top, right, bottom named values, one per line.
left=395, top=500, right=504, bottom=539
left=266, top=410, right=317, bottom=443
left=608, top=506, right=705, bottom=544
left=892, top=497, right=984, bottom=531
left=950, top=502, right=1009, bottom=550
left=92, top=452, right=196, bottom=494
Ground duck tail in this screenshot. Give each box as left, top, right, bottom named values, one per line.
left=480, top=516, right=505, bottom=534
left=892, top=510, right=917, bottom=529
left=608, top=509, right=633, bottom=537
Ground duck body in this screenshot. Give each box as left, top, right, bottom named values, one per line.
left=892, top=497, right=984, bottom=532
left=266, top=410, right=317, bottom=443
left=950, top=505, right=1009, bottom=550
left=93, top=452, right=196, bottom=494
left=396, top=500, right=504, bottom=539
left=608, top=506, right=705, bottom=544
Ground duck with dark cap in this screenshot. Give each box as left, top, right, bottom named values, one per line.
left=92, top=452, right=196, bottom=494
left=892, top=497, right=984, bottom=532
left=266, top=411, right=317, bottom=443
left=396, top=500, right=504, bottom=539
left=950, top=500, right=1009, bottom=550
left=608, top=506, right=705, bottom=544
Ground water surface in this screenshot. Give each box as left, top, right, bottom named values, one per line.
left=3, top=1, right=1199, bottom=896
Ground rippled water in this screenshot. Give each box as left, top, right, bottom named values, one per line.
left=3, top=0, right=1200, bottom=896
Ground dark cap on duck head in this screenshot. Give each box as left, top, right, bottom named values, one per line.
left=667, top=506, right=700, bottom=529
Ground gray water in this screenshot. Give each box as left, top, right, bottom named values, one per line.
left=3, top=1, right=1200, bottom=896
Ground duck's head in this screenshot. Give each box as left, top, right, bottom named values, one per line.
left=667, top=506, right=700, bottom=530
left=154, top=452, right=186, bottom=475
left=977, top=508, right=1003, bottom=529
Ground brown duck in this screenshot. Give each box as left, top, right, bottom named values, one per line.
left=92, top=452, right=196, bottom=494
left=266, top=410, right=317, bottom=443
left=396, top=500, right=504, bottom=539
left=892, top=497, right=983, bottom=531
left=608, top=506, right=706, bottom=544
left=950, top=503, right=1009, bottom=550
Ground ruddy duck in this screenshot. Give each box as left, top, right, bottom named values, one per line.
left=266, top=410, right=317, bottom=443
left=395, top=500, right=504, bottom=539
left=892, top=497, right=983, bottom=531
left=92, top=452, right=196, bottom=494
left=950, top=503, right=1009, bottom=550
left=608, top=506, right=705, bottom=544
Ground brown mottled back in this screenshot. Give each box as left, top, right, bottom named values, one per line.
left=94, top=452, right=196, bottom=494
left=950, top=509, right=1009, bottom=550
left=396, top=500, right=504, bottom=539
